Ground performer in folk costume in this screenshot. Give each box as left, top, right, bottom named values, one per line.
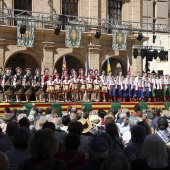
left=23, top=68, right=33, bottom=102
left=137, top=78, right=144, bottom=101
left=33, top=68, right=42, bottom=102
left=2, top=68, right=12, bottom=102
left=108, top=76, right=116, bottom=102
left=70, top=69, right=76, bottom=79
left=126, top=74, right=132, bottom=102
left=46, top=76, right=55, bottom=102
left=151, top=75, right=156, bottom=102
left=79, top=74, right=86, bottom=102
left=94, top=69, right=99, bottom=77
left=164, top=74, right=169, bottom=101
left=78, top=68, right=84, bottom=79
left=160, top=75, right=167, bottom=102
left=89, top=69, right=95, bottom=80
left=86, top=73, right=93, bottom=101
left=52, top=68, right=58, bottom=81
left=13, top=67, right=23, bottom=102
left=54, top=73, right=62, bottom=102
left=101, top=76, right=108, bottom=102
left=0, top=67, right=4, bottom=102
left=116, top=71, right=123, bottom=102
left=167, top=76, right=170, bottom=101
left=121, top=76, right=127, bottom=102
left=93, top=75, right=101, bottom=102
left=144, top=78, right=151, bottom=102
left=62, top=75, right=70, bottom=102
left=155, top=75, right=160, bottom=102
left=100, top=70, right=107, bottom=101
left=42, top=68, right=49, bottom=102
left=100, top=70, right=106, bottom=82
left=62, top=69, right=68, bottom=80
left=71, top=73, right=79, bottom=102
left=132, top=76, right=138, bottom=101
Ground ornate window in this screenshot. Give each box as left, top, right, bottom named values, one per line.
left=108, top=0, right=122, bottom=21
left=62, top=0, right=78, bottom=16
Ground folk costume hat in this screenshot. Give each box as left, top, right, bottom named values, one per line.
left=0, top=67, right=3, bottom=71
left=15, top=67, right=22, bottom=73
left=44, top=68, right=49, bottom=73
left=35, top=68, right=40, bottom=74
left=25, top=68, right=32, bottom=72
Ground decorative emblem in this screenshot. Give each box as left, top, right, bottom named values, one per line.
left=70, top=29, right=77, bottom=41
left=117, top=33, right=123, bottom=44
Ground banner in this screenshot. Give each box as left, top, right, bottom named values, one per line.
left=85, top=53, right=90, bottom=76
left=107, top=58, right=111, bottom=75
left=65, top=21, right=82, bottom=48
left=62, top=55, right=67, bottom=71
left=112, top=29, right=127, bottom=51
left=17, top=18, right=34, bottom=47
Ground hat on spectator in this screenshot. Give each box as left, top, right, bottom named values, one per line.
left=28, top=115, right=35, bottom=122
left=78, top=117, right=92, bottom=133
left=17, top=113, right=27, bottom=121
left=157, top=117, right=169, bottom=130
left=146, top=113, right=155, bottom=120
left=89, top=137, right=108, bottom=152
left=29, top=110, right=37, bottom=116
left=3, top=113, right=12, bottom=122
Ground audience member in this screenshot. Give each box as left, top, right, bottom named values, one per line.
left=61, top=115, right=70, bottom=132
left=19, top=117, right=30, bottom=128
left=0, top=151, right=9, bottom=170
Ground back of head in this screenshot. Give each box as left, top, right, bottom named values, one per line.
left=6, top=121, right=20, bottom=136
left=101, top=153, right=130, bottom=170
left=45, top=107, right=52, bottom=115
left=106, top=122, right=118, bottom=138
left=71, top=107, right=77, bottom=113
left=98, top=110, right=107, bottom=119
left=141, top=134, right=168, bottom=169
left=67, top=106, right=72, bottom=113
left=38, top=108, right=43, bottom=114
left=19, top=117, right=30, bottom=128
left=0, top=151, right=9, bottom=170
left=42, top=122, right=55, bottom=132
left=157, top=117, right=169, bottom=130
left=4, top=107, right=10, bottom=114
left=134, top=104, right=140, bottom=112
left=89, top=137, right=108, bottom=159
left=104, top=116, right=115, bottom=128
left=64, top=133, right=80, bottom=151
left=62, top=116, right=71, bottom=126
left=30, top=129, right=59, bottom=158
left=50, top=117, right=61, bottom=130
left=13, top=127, right=31, bottom=150
left=70, top=112, right=78, bottom=121
left=81, top=106, right=87, bottom=112
left=130, top=125, right=146, bottom=143
left=68, top=121, right=83, bottom=136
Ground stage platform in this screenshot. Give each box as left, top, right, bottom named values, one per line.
left=0, top=101, right=168, bottom=117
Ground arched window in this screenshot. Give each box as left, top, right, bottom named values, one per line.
left=14, top=0, right=32, bottom=12
left=62, top=0, right=78, bottom=16
left=108, top=0, right=122, bottom=21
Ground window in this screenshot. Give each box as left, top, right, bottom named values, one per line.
left=108, top=0, right=122, bottom=21
left=14, top=0, right=32, bottom=14
left=62, top=0, right=78, bottom=16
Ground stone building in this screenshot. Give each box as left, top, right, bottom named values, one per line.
left=0, top=0, right=151, bottom=76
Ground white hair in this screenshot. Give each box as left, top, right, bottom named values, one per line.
left=141, top=134, right=168, bottom=169
left=129, top=117, right=141, bottom=127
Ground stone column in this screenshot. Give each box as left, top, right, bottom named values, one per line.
left=0, top=39, right=6, bottom=69
left=42, top=42, right=55, bottom=74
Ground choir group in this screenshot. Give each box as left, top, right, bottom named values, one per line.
left=0, top=66, right=170, bottom=103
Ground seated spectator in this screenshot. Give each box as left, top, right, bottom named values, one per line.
left=101, top=152, right=130, bottom=170
left=78, top=137, right=108, bottom=170
left=61, top=115, right=71, bottom=132
left=137, top=120, right=151, bottom=135
left=35, top=116, right=47, bottom=130
left=98, top=110, right=107, bottom=126
left=70, top=112, right=78, bottom=122
left=106, top=122, right=124, bottom=153
left=131, top=134, right=170, bottom=170
left=71, top=107, right=77, bottom=114
left=156, top=117, right=170, bottom=144
left=19, top=117, right=30, bottom=128
left=0, top=113, right=12, bottom=133
left=11, top=109, right=18, bottom=121
left=18, top=129, right=67, bottom=170
left=123, top=125, right=146, bottom=163
left=54, top=133, right=86, bottom=170
left=4, top=107, right=11, bottom=114
left=5, top=127, right=31, bottom=170
left=0, top=151, right=9, bottom=170
left=145, top=113, right=155, bottom=134
left=151, top=108, right=161, bottom=133
left=28, top=115, right=36, bottom=133
left=42, top=122, right=55, bottom=132
left=0, top=121, right=20, bottom=152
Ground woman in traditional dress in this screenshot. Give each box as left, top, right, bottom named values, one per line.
left=54, top=73, right=62, bottom=102
left=126, top=74, right=132, bottom=102
left=62, top=75, right=70, bottom=102
left=101, top=76, right=108, bottom=102
left=70, top=73, right=79, bottom=102
left=137, top=78, right=144, bottom=101
left=108, top=76, right=116, bottom=102
left=13, top=67, right=23, bottom=102
left=46, top=76, right=55, bottom=102
left=86, top=73, right=93, bottom=102
left=93, top=75, right=101, bottom=102
left=2, top=68, right=12, bottom=102
left=121, top=76, right=127, bottom=102
left=159, top=75, right=167, bottom=102
left=144, top=78, right=151, bottom=102
left=42, top=68, right=49, bottom=102
left=33, top=68, right=42, bottom=102
left=23, top=68, right=33, bottom=102
left=52, top=68, right=57, bottom=81
left=79, top=74, right=86, bottom=102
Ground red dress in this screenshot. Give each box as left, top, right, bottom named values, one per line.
left=43, top=74, right=49, bottom=92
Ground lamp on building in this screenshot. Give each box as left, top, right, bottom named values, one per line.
left=95, top=29, right=101, bottom=39
left=20, top=24, right=26, bottom=34
left=137, top=32, right=143, bottom=41
left=54, top=26, right=60, bottom=35
left=59, top=14, right=68, bottom=23
left=141, top=49, right=147, bottom=59
left=153, top=50, right=158, bottom=59
left=133, top=48, right=138, bottom=58
left=159, top=50, right=165, bottom=61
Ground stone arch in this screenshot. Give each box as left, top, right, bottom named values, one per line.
left=101, top=56, right=127, bottom=76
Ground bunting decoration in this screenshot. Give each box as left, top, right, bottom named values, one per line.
left=17, top=18, right=35, bottom=47
left=112, top=29, right=127, bottom=51
left=65, top=21, right=82, bottom=48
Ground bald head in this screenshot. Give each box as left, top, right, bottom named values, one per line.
left=70, top=112, right=78, bottom=122
left=50, top=117, right=61, bottom=129
left=0, top=151, right=9, bottom=170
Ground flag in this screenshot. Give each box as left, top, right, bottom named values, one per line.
left=85, top=54, right=90, bottom=76
left=127, top=55, right=131, bottom=73
left=62, top=55, right=67, bottom=71
left=107, top=58, right=111, bottom=74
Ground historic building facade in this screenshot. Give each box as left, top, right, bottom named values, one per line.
left=0, top=0, right=151, bottom=76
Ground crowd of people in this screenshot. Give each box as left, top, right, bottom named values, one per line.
left=0, top=104, right=170, bottom=170
left=1, top=66, right=170, bottom=103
